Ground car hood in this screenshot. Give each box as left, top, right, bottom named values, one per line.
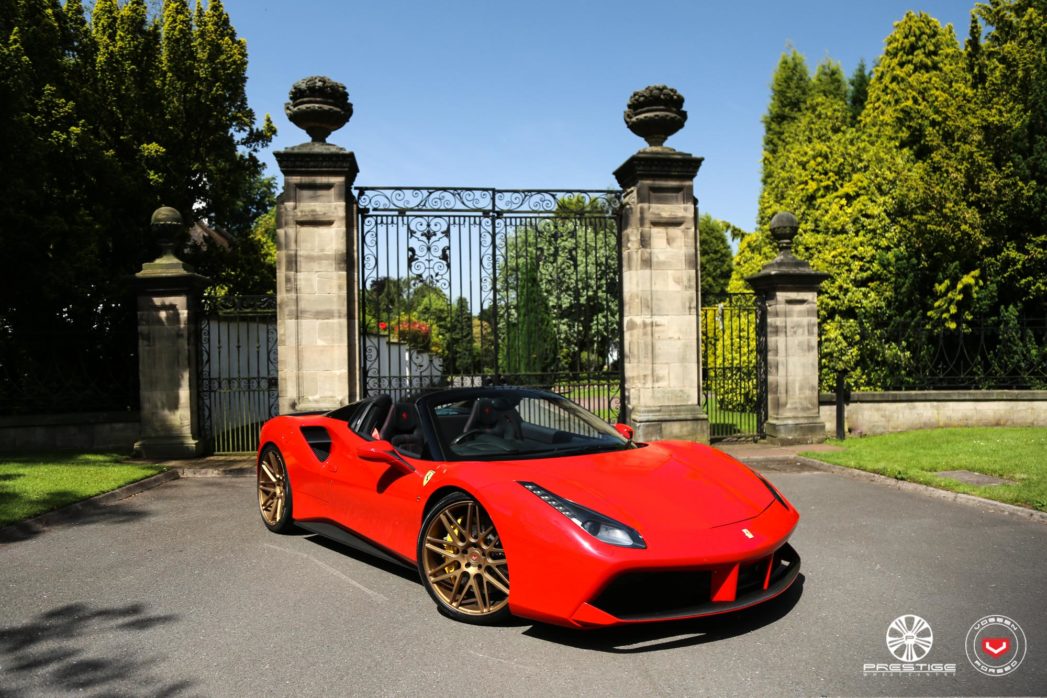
left=507, top=441, right=773, bottom=533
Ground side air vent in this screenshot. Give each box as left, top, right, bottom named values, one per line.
left=300, top=426, right=333, bottom=462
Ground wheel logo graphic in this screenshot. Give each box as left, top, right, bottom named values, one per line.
left=886, top=615, right=933, bottom=662
left=966, top=615, right=1026, bottom=677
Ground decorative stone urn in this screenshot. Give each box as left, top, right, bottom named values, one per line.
left=623, top=84, right=688, bottom=149
left=760, top=210, right=819, bottom=273
left=151, top=205, right=182, bottom=253
left=285, top=75, right=353, bottom=143
left=137, top=205, right=200, bottom=277
left=769, top=211, right=800, bottom=255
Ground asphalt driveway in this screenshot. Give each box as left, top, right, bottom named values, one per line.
left=1, top=462, right=1044, bottom=697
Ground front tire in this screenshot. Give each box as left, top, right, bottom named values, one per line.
left=258, top=445, right=294, bottom=533
left=417, top=492, right=511, bottom=625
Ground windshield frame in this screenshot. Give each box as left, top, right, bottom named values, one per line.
left=415, top=387, right=631, bottom=462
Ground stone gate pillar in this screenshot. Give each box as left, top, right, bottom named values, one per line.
left=274, top=76, right=360, bottom=413
left=614, top=85, right=709, bottom=442
left=746, top=212, right=829, bottom=444
left=134, top=206, right=209, bottom=458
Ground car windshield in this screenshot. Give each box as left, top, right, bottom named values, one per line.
left=429, top=391, right=631, bottom=460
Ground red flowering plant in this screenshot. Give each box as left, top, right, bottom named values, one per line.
left=394, top=319, right=431, bottom=351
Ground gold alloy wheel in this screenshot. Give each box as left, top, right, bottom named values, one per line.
left=421, top=499, right=510, bottom=616
left=257, top=450, right=287, bottom=526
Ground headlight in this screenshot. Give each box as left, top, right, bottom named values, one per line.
left=519, top=481, right=646, bottom=549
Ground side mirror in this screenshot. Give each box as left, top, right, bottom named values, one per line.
left=356, top=440, right=414, bottom=473
left=614, top=423, right=634, bottom=441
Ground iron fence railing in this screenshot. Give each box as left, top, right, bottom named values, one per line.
left=824, top=312, right=1047, bottom=391
left=0, top=321, right=139, bottom=416
left=701, top=293, right=766, bottom=441
left=356, top=187, right=625, bottom=423
left=197, top=293, right=277, bottom=453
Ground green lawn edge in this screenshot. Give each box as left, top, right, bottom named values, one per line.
left=0, top=453, right=166, bottom=527
left=800, top=427, right=1047, bottom=513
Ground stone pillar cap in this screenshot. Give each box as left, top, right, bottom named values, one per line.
left=613, top=149, right=703, bottom=189
left=745, top=211, right=828, bottom=291
left=136, top=205, right=210, bottom=290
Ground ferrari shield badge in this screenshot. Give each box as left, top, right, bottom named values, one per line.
left=423, top=470, right=435, bottom=486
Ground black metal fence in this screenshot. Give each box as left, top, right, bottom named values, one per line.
left=356, top=187, right=624, bottom=422
left=197, top=294, right=277, bottom=453
left=829, top=311, right=1047, bottom=391
left=0, top=316, right=139, bottom=416
left=701, top=293, right=766, bottom=440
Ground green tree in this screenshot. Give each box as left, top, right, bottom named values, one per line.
left=761, top=48, right=811, bottom=166
left=847, top=58, right=871, bottom=120
left=532, top=196, right=620, bottom=372
left=500, top=249, right=559, bottom=379
left=862, top=11, right=990, bottom=328
left=697, top=213, right=734, bottom=306
left=811, top=59, right=847, bottom=102
left=968, top=0, right=1047, bottom=311
left=442, top=297, right=478, bottom=375
left=0, top=0, right=276, bottom=414
left=739, top=6, right=1046, bottom=390
left=490, top=195, right=619, bottom=377
left=736, top=49, right=915, bottom=388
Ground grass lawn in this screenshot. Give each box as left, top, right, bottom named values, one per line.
left=703, top=394, right=760, bottom=439
left=801, top=427, right=1047, bottom=512
left=0, top=453, right=164, bottom=527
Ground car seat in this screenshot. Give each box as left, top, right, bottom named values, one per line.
left=462, top=397, right=523, bottom=440
left=379, top=402, right=424, bottom=456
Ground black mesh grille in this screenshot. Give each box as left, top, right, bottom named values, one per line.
left=736, top=559, right=768, bottom=596
left=588, top=544, right=800, bottom=621
left=590, top=570, right=712, bottom=620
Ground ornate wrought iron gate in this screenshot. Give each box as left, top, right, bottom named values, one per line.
left=356, top=187, right=625, bottom=422
left=198, top=294, right=278, bottom=453
left=701, top=293, right=767, bottom=440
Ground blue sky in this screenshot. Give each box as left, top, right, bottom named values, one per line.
left=225, top=0, right=972, bottom=231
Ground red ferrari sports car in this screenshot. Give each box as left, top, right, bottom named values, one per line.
left=255, top=387, right=800, bottom=628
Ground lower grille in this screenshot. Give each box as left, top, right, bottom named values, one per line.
left=589, top=543, right=800, bottom=621
left=590, top=570, right=712, bottom=619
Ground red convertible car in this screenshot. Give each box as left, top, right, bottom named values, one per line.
left=256, top=387, right=800, bottom=628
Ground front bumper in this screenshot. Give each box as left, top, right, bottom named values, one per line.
left=570, top=543, right=800, bottom=626
left=499, top=491, right=800, bottom=628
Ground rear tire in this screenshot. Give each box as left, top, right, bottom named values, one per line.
left=417, top=492, right=511, bottom=625
left=258, top=445, right=294, bottom=533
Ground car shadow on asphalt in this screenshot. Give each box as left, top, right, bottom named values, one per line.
left=304, top=533, right=422, bottom=583
left=0, top=602, right=193, bottom=695
left=303, top=529, right=807, bottom=643
left=522, top=574, right=805, bottom=653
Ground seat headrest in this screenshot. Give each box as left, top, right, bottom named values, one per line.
left=472, top=398, right=500, bottom=427
left=391, top=402, right=418, bottom=431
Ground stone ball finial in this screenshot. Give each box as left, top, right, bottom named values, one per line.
left=285, top=76, right=353, bottom=143
left=769, top=211, right=799, bottom=253
left=138, top=205, right=203, bottom=279
left=624, top=84, right=688, bottom=149
left=150, top=205, right=182, bottom=226
left=150, top=205, right=184, bottom=245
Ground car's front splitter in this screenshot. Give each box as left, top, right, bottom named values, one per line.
left=568, top=542, right=801, bottom=627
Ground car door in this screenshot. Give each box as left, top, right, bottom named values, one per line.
left=330, top=448, right=423, bottom=558
left=327, top=402, right=426, bottom=558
